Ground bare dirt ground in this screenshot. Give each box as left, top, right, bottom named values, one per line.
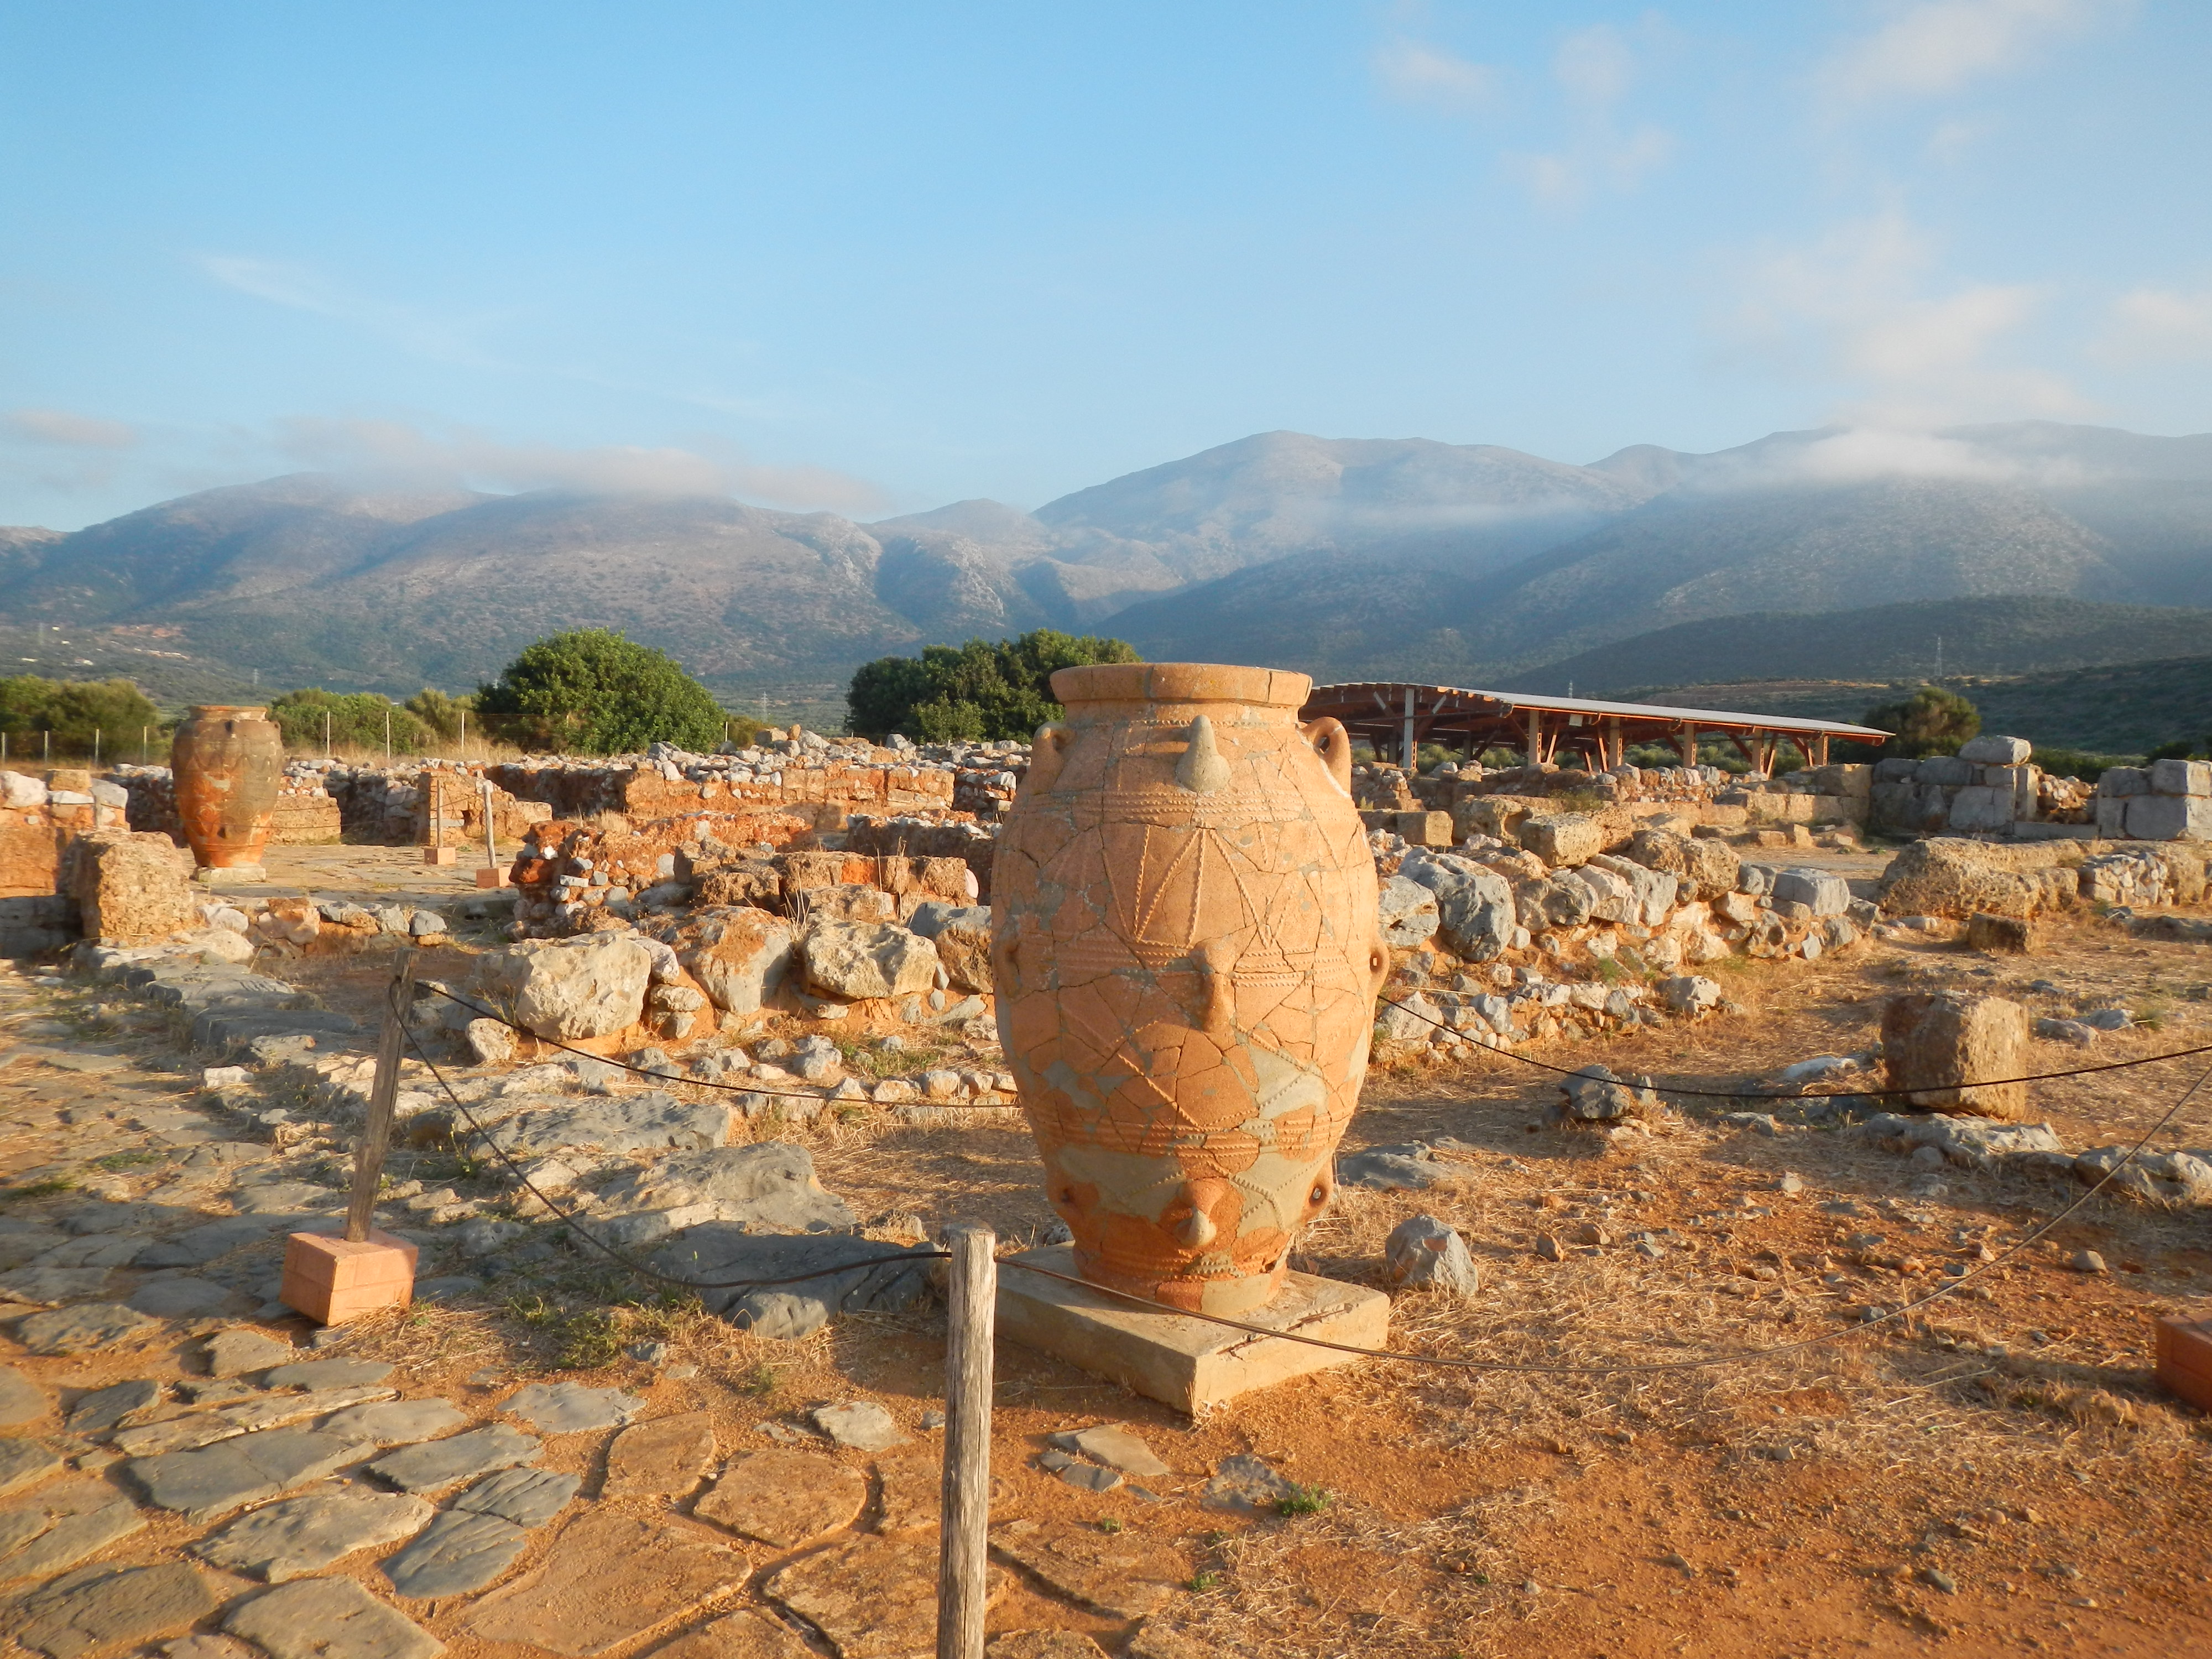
left=4, top=879, right=2211, bottom=1658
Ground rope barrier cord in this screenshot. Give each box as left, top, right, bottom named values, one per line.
left=419, top=983, right=1021, bottom=1110
left=392, top=983, right=2212, bottom=1379
left=1372, top=993, right=2212, bottom=1103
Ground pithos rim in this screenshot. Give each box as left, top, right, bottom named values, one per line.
left=1048, top=662, right=1311, bottom=709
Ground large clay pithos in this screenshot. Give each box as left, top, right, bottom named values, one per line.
left=171, top=705, right=283, bottom=869
left=993, top=663, right=1387, bottom=1315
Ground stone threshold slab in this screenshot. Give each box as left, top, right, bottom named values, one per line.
left=995, top=1245, right=1390, bottom=1415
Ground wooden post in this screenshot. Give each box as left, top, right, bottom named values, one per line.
left=938, top=1225, right=995, bottom=1659
left=346, top=955, right=416, bottom=1244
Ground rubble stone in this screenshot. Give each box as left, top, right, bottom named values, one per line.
left=477, top=933, right=653, bottom=1039
left=1383, top=1214, right=1481, bottom=1295
left=800, top=920, right=941, bottom=1001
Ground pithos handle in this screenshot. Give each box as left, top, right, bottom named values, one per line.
left=1301, top=716, right=1353, bottom=794
left=1026, top=722, right=1072, bottom=794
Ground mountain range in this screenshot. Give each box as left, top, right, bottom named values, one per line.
left=3, top=421, right=2209, bottom=715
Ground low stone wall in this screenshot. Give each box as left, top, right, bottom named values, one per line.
left=1876, top=836, right=2210, bottom=919
left=1, top=769, right=133, bottom=902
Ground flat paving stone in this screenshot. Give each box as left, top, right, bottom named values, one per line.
left=765, top=1533, right=1005, bottom=1659
left=14, top=1561, right=216, bottom=1659
left=695, top=1447, right=867, bottom=1550
left=128, top=1426, right=373, bottom=1521
left=162, top=1637, right=250, bottom=1659
left=872, top=1449, right=940, bottom=1535
left=646, top=1610, right=819, bottom=1659
left=450, top=1466, right=578, bottom=1527
left=205, top=1328, right=295, bottom=1378
left=11, top=1303, right=156, bottom=1355
left=370, top=1425, right=538, bottom=1493
left=465, top=1509, right=748, bottom=1656
left=500, top=1381, right=644, bottom=1434
left=225, top=1575, right=443, bottom=1659
left=217, top=1384, right=395, bottom=1435
left=127, top=1277, right=247, bottom=1318
left=64, top=1379, right=162, bottom=1436
left=317, top=1399, right=468, bottom=1447
left=0, top=1363, right=48, bottom=1425
left=1057, top=1425, right=1172, bottom=1480
left=0, top=1437, right=64, bottom=1496
left=264, top=1358, right=395, bottom=1391
left=111, top=1415, right=247, bottom=1458
left=133, top=1216, right=281, bottom=1269
left=988, top=1517, right=1182, bottom=1620
left=602, top=1410, right=714, bottom=1499
left=0, top=1480, right=145, bottom=1583
left=381, top=1509, right=529, bottom=1598
left=193, top=1488, right=432, bottom=1582
left=810, top=1401, right=906, bottom=1452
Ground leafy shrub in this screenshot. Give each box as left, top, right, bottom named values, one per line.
left=403, top=687, right=474, bottom=741
left=476, top=629, right=728, bottom=755
left=846, top=629, right=1141, bottom=742
left=0, top=675, right=161, bottom=758
left=268, top=688, right=431, bottom=754
left=1861, top=685, right=1979, bottom=757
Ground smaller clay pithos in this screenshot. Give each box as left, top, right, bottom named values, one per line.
left=172, top=705, right=283, bottom=869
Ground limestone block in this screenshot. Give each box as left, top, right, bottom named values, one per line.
left=1917, top=755, right=1975, bottom=787
left=62, top=830, right=197, bottom=943
left=1772, top=868, right=1850, bottom=917
left=478, top=933, right=653, bottom=1039
left=1947, top=786, right=2012, bottom=832
left=2095, top=795, right=2130, bottom=837
left=1397, top=849, right=1514, bottom=958
left=1375, top=875, right=1439, bottom=947
left=800, top=920, right=940, bottom=1000
left=677, top=907, right=794, bottom=1016
left=1, top=771, right=48, bottom=808
left=1957, top=734, right=2032, bottom=765
left=1965, top=912, right=2039, bottom=952
left=2126, top=794, right=2212, bottom=841
left=1881, top=991, right=2030, bottom=1119
left=1518, top=812, right=1603, bottom=868
left=2099, top=766, right=2149, bottom=797
left=1872, top=757, right=1919, bottom=782
left=2152, top=758, right=2212, bottom=797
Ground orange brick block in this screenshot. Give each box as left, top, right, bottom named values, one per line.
left=475, top=866, right=511, bottom=889
left=2155, top=1317, right=2212, bottom=1413
left=280, top=1229, right=418, bottom=1326
left=422, top=846, right=457, bottom=866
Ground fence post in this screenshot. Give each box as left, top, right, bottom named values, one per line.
left=938, top=1226, right=995, bottom=1659
left=346, top=955, right=416, bottom=1243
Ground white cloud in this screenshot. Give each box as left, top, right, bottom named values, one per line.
left=1507, top=24, right=1675, bottom=209
left=2099, top=285, right=2212, bottom=362
left=270, top=416, right=891, bottom=514
left=3, top=409, right=137, bottom=449
left=1822, top=0, right=2129, bottom=102
left=1728, top=210, right=2085, bottom=428
left=198, top=254, right=497, bottom=366
left=1373, top=38, right=1496, bottom=108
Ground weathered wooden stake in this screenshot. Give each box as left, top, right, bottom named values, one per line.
left=938, top=1225, right=996, bottom=1659
left=346, top=954, right=416, bottom=1243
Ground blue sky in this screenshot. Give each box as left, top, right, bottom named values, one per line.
left=2, top=1, right=2207, bottom=528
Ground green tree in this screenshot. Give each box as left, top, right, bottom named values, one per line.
left=476, top=629, right=727, bottom=754
left=0, top=676, right=161, bottom=758
left=844, top=628, right=1141, bottom=741
left=403, top=687, right=475, bottom=741
left=1861, top=685, right=1980, bottom=758
left=268, top=688, right=432, bottom=755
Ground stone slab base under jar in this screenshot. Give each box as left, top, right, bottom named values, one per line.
left=994, top=1244, right=1389, bottom=1413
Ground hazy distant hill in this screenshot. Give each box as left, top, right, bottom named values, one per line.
left=1511, top=597, right=2212, bottom=696
left=2, top=419, right=2208, bottom=705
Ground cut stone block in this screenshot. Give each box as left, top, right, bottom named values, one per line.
left=601, top=1410, right=714, bottom=1499
left=996, top=1245, right=1391, bottom=1413
left=224, top=1575, right=442, bottom=1659
left=694, top=1447, right=867, bottom=1548
left=14, top=1561, right=215, bottom=1659
left=765, top=1533, right=1004, bottom=1659
left=465, top=1508, right=748, bottom=1656
left=382, top=1509, right=530, bottom=1598
left=279, top=1230, right=418, bottom=1326
left=369, top=1425, right=538, bottom=1493
left=193, top=1488, right=433, bottom=1582
left=1881, top=991, right=2030, bottom=1119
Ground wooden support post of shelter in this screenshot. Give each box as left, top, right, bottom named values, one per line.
left=937, top=1226, right=996, bottom=1659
